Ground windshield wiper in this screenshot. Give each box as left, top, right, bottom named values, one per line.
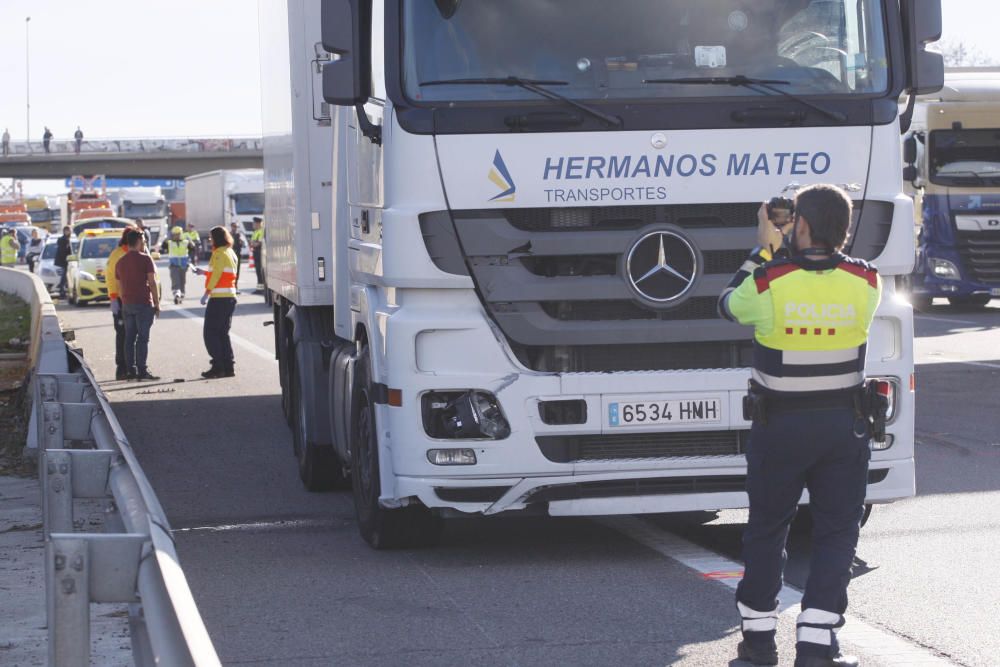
left=419, top=76, right=623, bottom=128
left=644, top=75, right=847, bottom=123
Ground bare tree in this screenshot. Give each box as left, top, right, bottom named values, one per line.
left=938, top=39, right=997, bottom=67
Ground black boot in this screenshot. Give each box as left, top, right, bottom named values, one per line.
left=201, top=363, right=223, bottom=379
left=115, top=366, right=128, bottom=381
left=794, top=653, right=859, bottom=667
left=738, top=640, right=779, bottom=665
left=222, top=363, right=235, bottom=377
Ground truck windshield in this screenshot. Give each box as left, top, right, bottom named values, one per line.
left=28, top=209, right=54, bottom=223
left=929, top=129, right=1000, bottom=187
left=403, top=0, right=889, bottom=103
left=232, top=193, right=264, bottom=215
left=122, top=202, right=167, bottom=218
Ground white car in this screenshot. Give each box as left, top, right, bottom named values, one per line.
left=37, top=236, right=78, bottom=293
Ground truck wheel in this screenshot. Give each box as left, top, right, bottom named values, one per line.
left=289, top=348, right=344, bottom=491
left=351, top=347, right=441, bottom=549
left=948, top=295, right=991, bottom=308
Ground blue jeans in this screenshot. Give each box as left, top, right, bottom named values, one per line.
left=57, top=266, right=68, bottom=297
left=123, top=303, right=155, bottom=373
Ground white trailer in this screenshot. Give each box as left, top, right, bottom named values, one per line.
left=184, top=170, right=264, bottom=252
left=118, top=187, right=168, bottom=246
left=260, top=0, right=943, bottom=549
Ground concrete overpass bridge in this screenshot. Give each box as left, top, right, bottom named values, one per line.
left=0, top=136, right=262, bottom=179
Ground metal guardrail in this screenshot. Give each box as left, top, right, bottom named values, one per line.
left=1, top=268, right=220, bottom=667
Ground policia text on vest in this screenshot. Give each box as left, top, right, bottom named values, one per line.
left=717, top=185, right=881, bottom=667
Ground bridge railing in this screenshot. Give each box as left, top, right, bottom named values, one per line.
left=1, top=136, right=262, bottom=157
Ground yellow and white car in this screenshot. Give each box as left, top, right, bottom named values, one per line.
left=66, top=229, right=120, bottom=305
left=67, top=229, right=163, bottom=306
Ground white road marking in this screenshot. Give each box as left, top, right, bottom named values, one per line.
left=173, top=518, right=331, bottom=533
left=914, top=315, right=979, bottom=326
left=920, top=355, right=1000, bottom=370
left=602, top=516, right=957, bottom=666
left=173, top=306, right=277, bottom=363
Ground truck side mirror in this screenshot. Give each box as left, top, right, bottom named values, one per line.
left=903, top=165, right=918, bottom=183
left=903, top=136, right=918, bottom=165
left=901, top=0, right=944, bottom=95
left=320, top=0, right=371, bottom=106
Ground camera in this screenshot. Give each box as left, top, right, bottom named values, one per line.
left=766, top=196, right=795, bottom=226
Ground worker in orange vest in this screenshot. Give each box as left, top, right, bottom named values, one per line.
left=105, top=226, right=136, bottom=380
left=193, top=226, right=238, bottom=378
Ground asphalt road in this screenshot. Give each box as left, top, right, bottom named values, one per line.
left=52, top=263, right=1000, bottom=667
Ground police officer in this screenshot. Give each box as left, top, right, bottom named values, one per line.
left=250, top=217, right=264, bottom=292
left=718, top=184, right=881, bottom=667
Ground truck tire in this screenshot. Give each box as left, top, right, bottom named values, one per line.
left=289, top=347, right=345, bottom=491
left=351, top=347, right=441, bottom=549
left=277, top=314, right=293, bottom=427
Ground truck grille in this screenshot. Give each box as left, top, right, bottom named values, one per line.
left=956, top=230, right=1000, bottom=285
left=537, top=430, right=748, bottom=463
left=503, top=203, right=758, bottom=232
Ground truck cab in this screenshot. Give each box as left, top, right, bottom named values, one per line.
left=903, top=68, right=1000, bottom=309
left=262, top=0, right=944, bottom=548
left=119, top=187, right=169, bottom=246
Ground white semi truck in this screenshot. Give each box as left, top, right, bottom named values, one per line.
left=184, top=169, right=264, bottom=253
left=259, top=0, right=943, bottom=548
left=118, top=186, right=169, bottom=246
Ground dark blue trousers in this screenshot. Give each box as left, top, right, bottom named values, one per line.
left=203, top=297, right=236, bottom=369
left=737, top=404, right=870, bottom=658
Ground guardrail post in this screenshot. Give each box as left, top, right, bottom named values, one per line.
left=42, top=450, right=73, bottom=534
left=47, top=537, right=90, bottom=667
left=42, top=402, right=64, bottom=450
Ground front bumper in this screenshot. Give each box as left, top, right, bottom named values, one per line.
left=78, top=279, right=108, bottom=302
left=373, top=290, right=916, bottom=516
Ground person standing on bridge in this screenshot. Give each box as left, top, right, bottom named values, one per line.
left=0, top=228, right=19, bottom=268
left=74, top=126, right=84, bottom=154
left=2, top=128, right=10, bottom=157
left=115, top=229, right=161, bottom=381
left=194, top=226, right=238, bottom=379
left=42, top=127, right=52, bottom=153
left=718, top=185, right=881, bottom=667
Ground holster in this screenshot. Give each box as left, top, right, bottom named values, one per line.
left=861, top=380, right=890, bottom=443
left=743, top=381, right=768, bottom=425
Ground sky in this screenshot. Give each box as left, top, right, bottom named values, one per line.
left=0, top=0, right=996, bottom=195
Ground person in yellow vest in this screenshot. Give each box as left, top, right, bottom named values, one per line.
left=0, top=228, right=20, bottom=267
left=718, top=185, right=881, bottom=667
left=186, top=223, right=201, bottom=267
left=159, top=226, right=194, bottom=303
left=250, top=217, right=265, bottom=292
left=193, top=226, right=238, bottom=378
left=105, top=226, right=136, bottom=380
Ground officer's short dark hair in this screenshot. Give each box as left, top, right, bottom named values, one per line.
left=794, top=184, right=853, bottom=251
left=125, top=229, right=143, bottom=248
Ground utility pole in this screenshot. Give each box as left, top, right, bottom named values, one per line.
left=26, top=16, right=31, bottom=149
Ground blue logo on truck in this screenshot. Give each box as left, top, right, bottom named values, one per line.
left=488, top=151, right=517, bottom=202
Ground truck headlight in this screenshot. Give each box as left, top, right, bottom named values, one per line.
left=929, top=258, right=960, bottom=280
left=422, top=390, right=511, bottom=440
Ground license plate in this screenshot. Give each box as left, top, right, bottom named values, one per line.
left=607, top=396, right=723, bottom=427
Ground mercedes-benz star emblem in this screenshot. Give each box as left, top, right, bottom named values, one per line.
left=625, top=230, right=698, bottom=304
